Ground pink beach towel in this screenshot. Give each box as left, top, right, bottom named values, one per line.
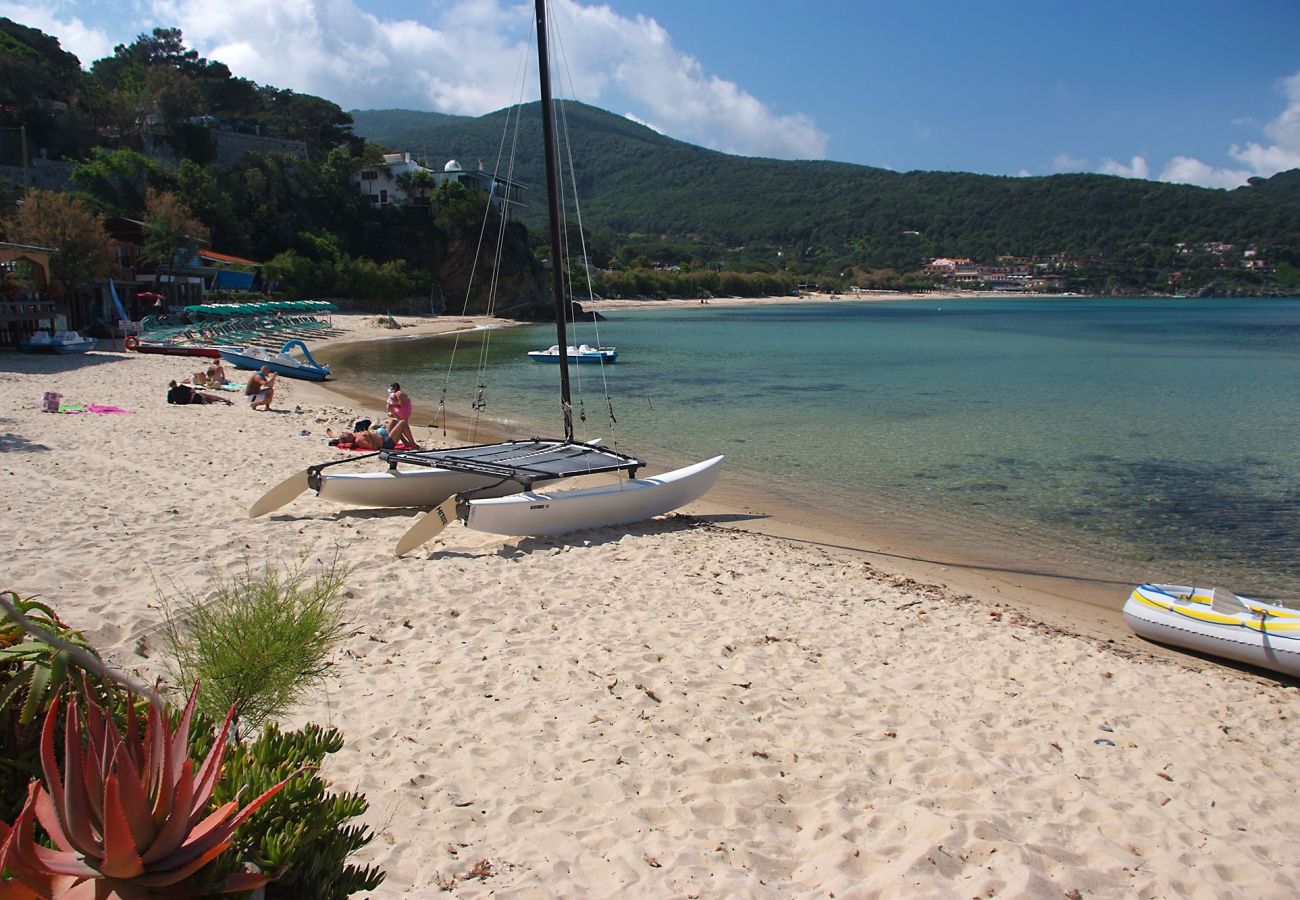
left=56, top=403, right=131, bottom=415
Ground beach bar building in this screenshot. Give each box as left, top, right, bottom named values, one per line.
left=102, top=216, right=208, bottom=319
left=0, top=241, right=57, bottom=347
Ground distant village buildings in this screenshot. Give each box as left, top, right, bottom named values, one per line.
left=353, top=153, right=526, bottom=213
left=922, top=255, right=1065, bottom=291
left=922, top=240, right=1273, bottom=291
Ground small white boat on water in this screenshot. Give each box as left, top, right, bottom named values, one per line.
left=1123, top=583, right=1300, bottom=677
left=527, top=343, right=617, bottom=364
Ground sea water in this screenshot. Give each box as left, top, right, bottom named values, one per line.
left=328, top=297, right=1300, bottom=598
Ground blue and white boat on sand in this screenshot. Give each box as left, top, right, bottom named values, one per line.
left=20, top=330, right=96, bottom=354
left=527, top=343, right=617, bottom=364
left=219, top=339, right=331, bottom=381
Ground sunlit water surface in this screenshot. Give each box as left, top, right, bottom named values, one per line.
left=327, top=297, right=1300, bottom=598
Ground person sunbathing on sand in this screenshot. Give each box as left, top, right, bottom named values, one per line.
left=326, top=427, right=394, bottom=450
left=167, top=380, right=232, bottom=405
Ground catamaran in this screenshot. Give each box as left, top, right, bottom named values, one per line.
left=250, top=0, right=722, bottom=554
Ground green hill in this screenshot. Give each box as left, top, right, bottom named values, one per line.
left=350, top=103, right=1300, bottom=275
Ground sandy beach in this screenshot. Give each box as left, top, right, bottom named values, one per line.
left=3, top=311, right=1299, bottom=897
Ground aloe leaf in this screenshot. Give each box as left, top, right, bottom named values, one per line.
left=107, top=741, right=155, bottom=853
left=0, top=665, right=33, bottom=710
left=98, top=775, right=147, bottom=879
left=139, top=761, right=196, bottom=865
left=191, top=707, right=236, bottom=820
left=19, top=663, right=49, bottom=725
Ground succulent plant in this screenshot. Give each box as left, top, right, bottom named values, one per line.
left=0, top=682, right=294, bottom=898
left=0, top=592, right=101, bottom=727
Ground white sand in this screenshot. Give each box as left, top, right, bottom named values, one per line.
left=3, top=316, right=1298, bottom=898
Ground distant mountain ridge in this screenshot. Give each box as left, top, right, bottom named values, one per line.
left=349, top=104, right=1300, bottom=273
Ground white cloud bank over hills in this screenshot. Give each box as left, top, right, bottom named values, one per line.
left=1091, top=70, right=1300, bottom=189
left=2, top=0, right=826, bottom=161
left=6, top=0, right=1296, bottom=187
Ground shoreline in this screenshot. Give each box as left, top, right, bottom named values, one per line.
left=5, top=309, right=1298, bottom=896
left=309, top=302, right=1140, bottom=649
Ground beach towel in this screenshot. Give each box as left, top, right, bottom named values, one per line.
left=334, top=441, right=416, bottom=452
left=56, top=403, right=131, bottom=415
left=182, top=380, right=241, bottom=392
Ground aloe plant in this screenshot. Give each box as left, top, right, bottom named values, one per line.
left=0, top=592, right=102, bottom=727
left=0, top=682, right=294, bottom=898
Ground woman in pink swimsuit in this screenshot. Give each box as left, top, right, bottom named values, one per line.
left=384, top=382, right=420, bottom=448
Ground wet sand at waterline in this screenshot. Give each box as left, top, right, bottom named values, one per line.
left=3, top=310, right=1298, bottom=897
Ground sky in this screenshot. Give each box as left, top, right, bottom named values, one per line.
left=8, top=0, right=1300, bottom=189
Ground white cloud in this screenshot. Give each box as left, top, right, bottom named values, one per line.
left=1051, top=153, right=1088, bottom=172
left=1100, top=155, right=1149, bottom=179
left=1054, top=69, right=1300, bottom=188
left=0, top=1, right=118, bottom=65
left=1156, top=69, right=1300, bottom=188
left=1159, top=156, right=1253, bottom=190
left=126, top=0, right=825, bottom=160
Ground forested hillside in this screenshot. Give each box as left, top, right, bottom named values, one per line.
left=352, top=104, right=1300, bottom=286
left=1, top=13, right=1296, bottom=308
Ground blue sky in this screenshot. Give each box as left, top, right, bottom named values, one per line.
left=8, top=0, right=1300, bottom=188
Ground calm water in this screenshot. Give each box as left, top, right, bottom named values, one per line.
left=328, top=297, right=1300, bottom=598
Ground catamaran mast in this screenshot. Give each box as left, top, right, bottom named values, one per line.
left=534, top=0, right=574, bottom=441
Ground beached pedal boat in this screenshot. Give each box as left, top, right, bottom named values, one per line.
left=220, top=339, right=331, bottom=381
left=20, top=331, right=96, bottom=354
left=1123, top=583, right=1300, bottom=677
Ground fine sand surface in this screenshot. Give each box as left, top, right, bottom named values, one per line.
left=3, top=313, right=1299, bottom=898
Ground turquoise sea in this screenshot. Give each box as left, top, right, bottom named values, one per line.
left=328, top=297, right=1300, bottom=599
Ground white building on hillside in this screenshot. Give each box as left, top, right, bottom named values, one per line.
left=354, top=153, right=526, bottom=213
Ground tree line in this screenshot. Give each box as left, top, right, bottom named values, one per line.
left=3, top=16, right=1298, bottom=311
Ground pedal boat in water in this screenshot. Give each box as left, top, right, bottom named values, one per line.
left=1123, top=583, right=1300, bottom=677
left=527, top=343, right=617, bottom=364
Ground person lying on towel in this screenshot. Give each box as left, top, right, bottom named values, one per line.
left=326, top=426, right=397, bottom=450
left=168, top=380, right=233, bottom=405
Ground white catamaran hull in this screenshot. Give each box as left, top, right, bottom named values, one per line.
left=1123, top=583, right=1300, bottom=677
left=463, top=455, right=723, bottom=536
left=317, top=468, right=528, bottom=508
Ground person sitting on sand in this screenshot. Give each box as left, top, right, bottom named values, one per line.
left=245, top=366, right=276, bottom=411
left=383, top=382, right=420, bottom=449
left=167, top=380, right=232, bottom=405
left=326, top=426, right=394, bottom=450
left=205, top=361, right=227, bottom=386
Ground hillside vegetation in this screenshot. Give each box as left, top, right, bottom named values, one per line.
left=352, top=104, right=1300, bottom=293
left=1, top=15, right=1295, bottom=308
